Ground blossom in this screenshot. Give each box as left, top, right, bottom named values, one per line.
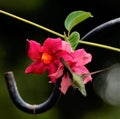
left=50, top=48, right=92, bottom=94
left=25, top=37, right=92, bottom=94
left=25, top=38, right=73, bottom=83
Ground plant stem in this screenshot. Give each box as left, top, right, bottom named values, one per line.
left=0, top=10, right=65, bottom=38
left=79, top=40, right=120, bottom=52
left=1, top=10, right=120, bottom=53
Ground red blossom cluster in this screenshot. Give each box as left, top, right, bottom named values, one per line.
left=25, top=38, right=92, bottom=94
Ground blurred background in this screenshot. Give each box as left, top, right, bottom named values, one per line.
left=0, top=0, right=120, bottom=119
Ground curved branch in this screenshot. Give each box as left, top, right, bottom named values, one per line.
left=81, top=17, right=120, bottom=40
left=4, top=71, right=62, bottom=114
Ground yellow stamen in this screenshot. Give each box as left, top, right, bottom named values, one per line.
left=41, top=53, right=53, bottom=64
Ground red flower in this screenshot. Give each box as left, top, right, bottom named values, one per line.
left=25, top=38, right=92, bottom=94
left=25, top=38, right=73, bottom=83
left=50, top=48, right=92, bottom=94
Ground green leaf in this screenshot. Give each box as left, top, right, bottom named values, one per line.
left=68, top=31, right=80, bottom=50
left=65, top=10, right=93, bottom=32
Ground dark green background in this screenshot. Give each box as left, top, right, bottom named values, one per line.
left=0, top=0, right=120, bottom=119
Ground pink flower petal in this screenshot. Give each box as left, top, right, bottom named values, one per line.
left=71, top=65, right=92, bottom=84
left=84, top=75, right=92, bottom=84
left=43, top=38, right=62, bottom=53
left=60, top=74, right=71, bottom=94
left=27, top=40, right=42, bottom=61
left=49, top=65, right=64, bottom=83
left=48, top=63, right=58, bottom=75
left=72, top=48, right=92, bottom=66
left=62, top=41, right=72, bottom=52
left=25, top=61, right=47, bottom=74
left=72, top=65, right=88, bottom=74
left=55, top=50, right=73, bottom=63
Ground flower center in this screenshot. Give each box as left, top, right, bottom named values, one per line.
left=41, top=53, right=53, bottom=64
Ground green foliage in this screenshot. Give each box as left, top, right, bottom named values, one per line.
left=64, top=10, right=93, bottom=32
left=67, top=31, right=80, bottom=50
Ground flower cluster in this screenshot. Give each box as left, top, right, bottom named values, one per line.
left=25, top=38, right=92, bottom=94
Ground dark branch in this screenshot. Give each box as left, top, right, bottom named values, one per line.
left=81, top=17, right=120, bottom=40
left=5, top=71, right=62, bottom=114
